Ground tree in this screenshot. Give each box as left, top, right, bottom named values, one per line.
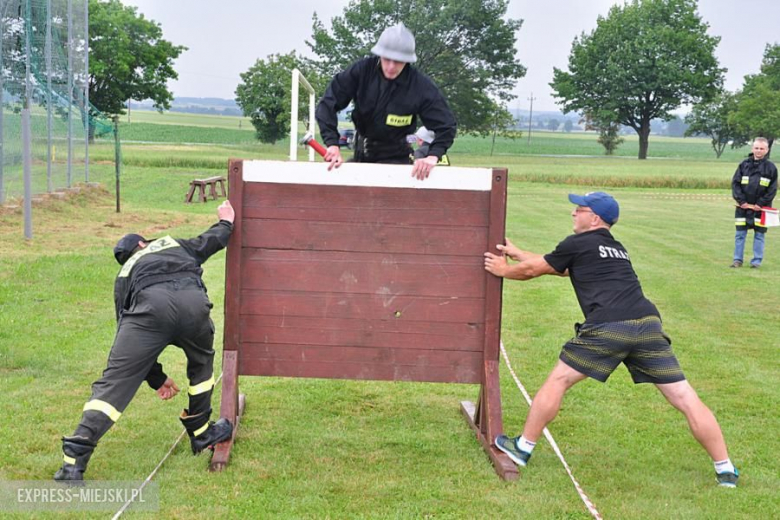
left=730, top=44, right=780, bottom=155
left=235, top=52, right=324, bottom=144
left=550, top=0, right=723, bottom=159
left=547, top=119, right=560, bottom=132
left=88, top=0, right=185, bottom=139
left=564, top=119, right=574, bottom=133
left=306, top=0, right=526, bottom=136
left=580, top=112, right=625, bottom=155
left=684, top=90, right=743, bottom=158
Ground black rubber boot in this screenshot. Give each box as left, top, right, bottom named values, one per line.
left=54, top=436, right=96, bottom=482
left=180, top=409, right=233, bottom=455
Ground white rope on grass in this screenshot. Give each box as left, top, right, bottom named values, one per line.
left=111, top=372, right=224, bottom=520
left=499, top=341, right=603, bottom=520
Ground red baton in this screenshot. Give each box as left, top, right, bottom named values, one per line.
left=300, top=133, right=327, bottom=158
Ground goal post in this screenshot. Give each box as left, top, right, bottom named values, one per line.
left=289, top=68, right=317, bottom=162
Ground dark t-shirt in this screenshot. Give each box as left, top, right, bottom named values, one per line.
left=543, top=228, right=659, bottom=324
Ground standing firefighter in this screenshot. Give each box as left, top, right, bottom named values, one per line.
left=54, top=201, right=236, bottom=481
left=316, top=22, right=457, bottom=180
left=730, top=137, right=777, bottom=268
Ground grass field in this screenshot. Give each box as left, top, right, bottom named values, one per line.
left=1, top=115, right=778, bottom=519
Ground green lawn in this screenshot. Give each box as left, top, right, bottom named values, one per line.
left=1, top=125, right=778, bottom=518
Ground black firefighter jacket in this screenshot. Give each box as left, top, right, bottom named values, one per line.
left=316, top=57, right=457, bottom=160
left=732, top=155, right=778, bottom=232
left=113, top=220, right=233, bottom=320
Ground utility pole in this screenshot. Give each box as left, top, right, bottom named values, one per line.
left=527, top=93, right=536, bottom=144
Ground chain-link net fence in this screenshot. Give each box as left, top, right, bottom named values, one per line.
left=1, top=0, right=111, bottom=204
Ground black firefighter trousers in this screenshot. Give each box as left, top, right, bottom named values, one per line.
left=72, top=278, right=216, bottom=443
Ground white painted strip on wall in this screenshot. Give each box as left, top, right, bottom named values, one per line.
left=241, top=160, right=494, bottom=191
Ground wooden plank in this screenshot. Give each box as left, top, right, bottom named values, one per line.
left=243, top=182, right=490, bottom=210
left=210, top=393, right=245, bottom=472
left=240, top=343, right=483, bottom=367
left=240, top=250, right=485, bottom=298
left=239, top=315, right=483, bottom=351
left=241, top=291, right=485, bottom=323
left=242, top=205, right=488, bottom=227
left=223, top=161, right=244, bottom=351
left=210, top=350, right=240, bottom=471
left=483, top=169, right=507, bottom=362
left=477, top=170, right=508, bottom=441
left=242, top=219, right=487, bottom=256
left=241, top=161, right=493, bottom=191
left=238, top=357, right=481, bottom=384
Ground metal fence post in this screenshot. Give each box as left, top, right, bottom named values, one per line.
left=113, top=116, right=120, bottom=213
left=84, top=0, right=89, bottom=182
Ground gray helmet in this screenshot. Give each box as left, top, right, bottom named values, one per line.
left=370, top=23, right=417, bottom=63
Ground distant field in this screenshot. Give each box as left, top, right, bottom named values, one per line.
left=458, top=130, right=750, bottom=162
left=0, top=108, right=752, bottom=201
left=97, top=110, right=751, bottom=162
left=83, top=112, right=748, bottom=191
left=124, top=109, right=252, bottom=130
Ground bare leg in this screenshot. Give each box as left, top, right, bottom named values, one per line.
left=522, top=360, right=588, bottom=442
left=655, top=380, right=729, bottom=461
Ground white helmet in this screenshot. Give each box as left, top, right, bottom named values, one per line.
left=371, top=23, right=417, bottom=63
left=415, top=126, right=435, bottom=144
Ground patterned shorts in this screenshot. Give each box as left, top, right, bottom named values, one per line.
left=560, top=316, right=685, bottom=384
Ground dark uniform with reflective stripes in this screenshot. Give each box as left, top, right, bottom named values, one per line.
left=316, top=57, right=456, bottom=164
left=544, top=229, right=684, bottom=384
left=731, top=154, right=777, bottom=232
left=67, top=221, right=232, bottom=459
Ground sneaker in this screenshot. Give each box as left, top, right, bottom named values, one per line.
left=716, top=468, right=739, bottom=488
left=730, top=261, right=743, bottom=268
left=494, top=435, right=532, bottom=467
left=750, top=264, right=760, bottom=269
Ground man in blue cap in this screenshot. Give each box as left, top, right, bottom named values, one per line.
left=483, top=192, right=739, bottom=487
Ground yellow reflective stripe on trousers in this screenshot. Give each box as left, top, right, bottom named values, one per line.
left=193, top=423, right=209, bottom=437
left=189, top=375, right=215, bottom=396
left=83, top=399, right=122, bottom=422
left=63, top=455, right=76, bottom=465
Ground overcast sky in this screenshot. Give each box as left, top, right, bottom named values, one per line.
left=123, top=0, right=778, bottom=113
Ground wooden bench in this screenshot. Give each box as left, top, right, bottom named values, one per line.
left=185, top=176, right=227, bottom=203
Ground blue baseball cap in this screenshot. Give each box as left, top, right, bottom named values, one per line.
left=568, top=192, right=619, bottom=225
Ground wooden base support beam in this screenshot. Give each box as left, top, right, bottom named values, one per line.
left=209, top=393, right=245, bottom=472
left=461, top=400, right=518, bottom=481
